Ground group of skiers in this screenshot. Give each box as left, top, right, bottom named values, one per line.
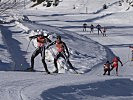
left=83, top=23, right=107, bottom=36
left=103, top=45, right=133, bottom=76
left=103, top=46, right=133, bottom=76
left=27, top=30, right=76, bottom=74
left=26, top=29, right=128, bottom=76
left=103, top=56, right=123, bottom=76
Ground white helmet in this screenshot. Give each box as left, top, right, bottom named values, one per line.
left=43, top=30, right=49, bottom=37
left=38, top=31, right=43, bottom=35
left=44, top=33, right=48, bottom=37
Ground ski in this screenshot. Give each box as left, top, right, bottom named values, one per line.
left=14, top=69, right=45, bottom=72
left=66, top=69, right=84, bottom=75
left=14, top=70, right=59, bottom=75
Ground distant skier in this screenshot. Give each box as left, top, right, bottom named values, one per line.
left=27, top=31, right=52, bottom=74
left=103, top=4, right=107, bottom=9
left=83, top=23, right=87, bottom=32
left=129, top=46, right=133, bottom=61
left=102, top=27, right=107, bottom=36
left=96, top=24, right=102, bottom=35
left=103, top=61, right=111, bottom=75
left=46, top=35, right=76, bottom=73
left=110, top=56, right=123, bottom=76
left=90, top=24, right=94, bottom=33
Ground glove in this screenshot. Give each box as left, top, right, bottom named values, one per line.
left=29, top=37, right=32, bottom=41
left=121, top=64, right=123, bottom=66
left=46, top=46, right=49, bottom=49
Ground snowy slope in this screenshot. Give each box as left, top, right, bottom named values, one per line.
left=0, top=0, right=133, bottom=100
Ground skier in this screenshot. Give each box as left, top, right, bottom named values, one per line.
left=96, top=24, right=102, bottom=35
left=129, top=46, right=133, bottom=61
left=90, top=24, right=94, bottom=33
left=46, top=35, right=76, bottom=73
left=103, top=61, right=111, bottom=75
left=83, top=23, right=87, bottom=32
left=102, top=27, right=107, bottom=36
left=103, top=4, right=107, bottom=9
left=27, top=31, right=52, bottom=74
left=110, top=56, right=123, bottom=76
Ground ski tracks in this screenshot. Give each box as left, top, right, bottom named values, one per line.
left=0, top=78, right=43, bottom=100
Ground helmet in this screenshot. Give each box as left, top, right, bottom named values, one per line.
left=38, top=31, right=43, bottom=36
left=43, top=30, right=49, bottom=37
left=56, top=35, right=61, bottom=40
left=106, top=61, right=109, bottom=63
left=44, top=33, right=48, bottom=37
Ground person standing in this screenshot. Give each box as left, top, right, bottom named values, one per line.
left=102, top=27, right=107, bottom=36
left=27, top=31, right=52, bottom=74
left=46, top=35, right=76, bottom=73
left=110, top=56, right=123, bottom=76
left=90, top=24, right=94, bottom=33
left=83, top=23, right=87, bottom=32
left=129, top=46, right=133, bottom=61
left=96, top=24, right=102, bottom=35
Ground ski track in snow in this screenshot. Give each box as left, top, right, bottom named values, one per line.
left=1, top=0, right=133, bottom=100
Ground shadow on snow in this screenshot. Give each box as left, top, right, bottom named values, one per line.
left=41, top=78, right=133, bottom=100
left=0, top=25, right=29, bottom=71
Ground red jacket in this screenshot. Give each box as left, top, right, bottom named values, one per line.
left=37, top=36, right=46, bottom=47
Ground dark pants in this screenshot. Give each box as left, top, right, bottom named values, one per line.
left=83, top=27, right=87, bottom=31
left=110, top=66, right=118, bottom=74
left=31, top=46, right=49, bottom=72
left=103, top=68, right=110, bottom=75
left=98, top=28, right=102, bottom=35
left=90, top=28, right=94, bottom=33
left=54, top=52, right=75, bottom=71
left=103, top=32, right=106, bottom=36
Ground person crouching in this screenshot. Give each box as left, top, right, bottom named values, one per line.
left=103, top=61, right=111, bottom=75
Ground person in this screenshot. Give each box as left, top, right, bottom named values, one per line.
left=102, top=27, right=107, bottom=36
left=103, top=61, right=111, bottom=75
left=103, top=4, right=107, bottom=9
left=129, top=46, right=133, bottom=61
left=96, top=24, right=102, bottom=35
left=90, top=24, right=94, bottom=33
left=83, top=23, right=87, bottom=32
left=110, top=56, right=123, bottom=76
left=27, top=31, right=52, bottom=74
left=46, top=35, right=76, bottom=73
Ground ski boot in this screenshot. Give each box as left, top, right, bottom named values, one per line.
left=46, top=71, right=51, bottom=74
left=53, top=70, right=58, bottom=73
left=26, top=67, right=35, bottom=71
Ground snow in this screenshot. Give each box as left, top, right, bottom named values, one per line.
left=0, top=0, right=133, bottom=100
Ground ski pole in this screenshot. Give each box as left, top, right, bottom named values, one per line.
left=123, top=60, right=130, bottom=65
left=62, top=52, right=79, bottom=74
left=20, top=39, right=31, bottom=69
left=26, top=39, right=31, bottom=52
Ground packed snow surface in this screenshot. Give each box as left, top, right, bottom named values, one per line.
left=0, top=0, right=133, bottom=100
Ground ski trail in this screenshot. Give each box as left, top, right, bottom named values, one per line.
left=0, top=79, right=33, bottom=100
left=89, top=33, right=133, bottom=76
left=20, top=21, right=107, bottom=73
left=35, top=10, right=133, bottom=76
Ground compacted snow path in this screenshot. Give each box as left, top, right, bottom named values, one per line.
left=88, top=26, right=133, bottom=76
left=1, top=0, right=133, bottom=99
